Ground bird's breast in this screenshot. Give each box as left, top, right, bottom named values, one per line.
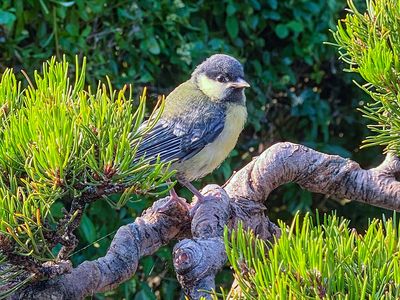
left=174, top=104, right=247, bottom=181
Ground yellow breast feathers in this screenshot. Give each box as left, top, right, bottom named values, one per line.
left=175, top=103, right=247, bottom=181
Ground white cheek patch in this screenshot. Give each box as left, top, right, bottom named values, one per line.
left=197, top=74, right=227, bottom=101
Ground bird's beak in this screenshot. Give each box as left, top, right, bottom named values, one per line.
left=228, top=78, right=250, bottom=89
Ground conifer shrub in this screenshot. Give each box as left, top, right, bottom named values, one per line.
left=223, top=0, right=400, bottom=298
left=225, top=213, right=400, bottom=299
left=0, top=57, right=172, bottom=298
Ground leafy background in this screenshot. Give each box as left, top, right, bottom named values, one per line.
left=0, top=0, right=390, bottom=298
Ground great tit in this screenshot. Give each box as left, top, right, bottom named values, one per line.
left=137, top=54, right=250, bottom=206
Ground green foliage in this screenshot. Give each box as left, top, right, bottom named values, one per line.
left=225, top=213, right=400, bottom=299
left=331, top=0, right=400, bottom=154
left=0, top=57, right=173, bottom=295
left=0, top=259, right=35, bottom=299
left=0, top=0, right=384, bottom=298
left=0, top=0, right=370, bottom=216
left=226, top=2, right=400, bottom=298
left=0, top=0, right=344, bottom=88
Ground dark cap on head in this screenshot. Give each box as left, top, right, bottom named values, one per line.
left=191, top=54, right=244, bottom=81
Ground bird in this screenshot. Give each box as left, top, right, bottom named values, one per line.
left=136, top=54, right=250, bottom=209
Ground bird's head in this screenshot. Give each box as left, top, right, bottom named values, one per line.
left=191, top=54, right=250, bottom=104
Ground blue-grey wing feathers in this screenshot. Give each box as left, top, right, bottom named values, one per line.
left=136, top=106, right=225, bottom=164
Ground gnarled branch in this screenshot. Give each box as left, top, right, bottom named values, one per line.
left=9, top=142, right=400, bottom=299
left=225, top=142, right=400, bottom=210
left=11, top=198, right=191, bottom=299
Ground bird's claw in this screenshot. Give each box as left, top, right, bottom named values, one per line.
left=154, top=195, right=190, bottom=214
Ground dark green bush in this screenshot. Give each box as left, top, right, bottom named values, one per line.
left=0, top=0, right=388, bottom=298
left=1, top=1, right=347, bottom=87
left=1, top=0, right=379, bottom=205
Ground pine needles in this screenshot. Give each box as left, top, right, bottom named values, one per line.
left=0, top=56, right=173, bottom=296
left=225, top=213, right=400, bottom=299
left=331, top=0, right=400, bottom=154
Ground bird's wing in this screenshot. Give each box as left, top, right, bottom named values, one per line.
left=135, top=106, right=226, bottom=163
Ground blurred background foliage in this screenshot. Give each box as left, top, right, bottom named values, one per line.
left=0, top=0, right=390, bottom=298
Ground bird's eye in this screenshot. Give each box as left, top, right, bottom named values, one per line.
left=216, top=75, right=228, bottom=83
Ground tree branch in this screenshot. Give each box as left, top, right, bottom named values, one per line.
left=55, top=183, right=129, bottom=261
left=173, top=186, right=229, bottom=299
left=11, top=198, right=191, bottom=299
left=224, top=142, right=400, bottom=297
left=9, top=142, right=400, bottom=299
left=224, top=142, right=400, bottom=210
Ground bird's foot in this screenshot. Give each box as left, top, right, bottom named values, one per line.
left=188, top=189, right=224, bottom=217
left=177, top=179, right=209, bottom=217
left=154, top=188, right=191, bottom=213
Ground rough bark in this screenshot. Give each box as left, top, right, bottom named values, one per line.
left=173, top=186, right=229, bottom=299
left=224, top=142, right=400, bottom=209
left=8, top=142, right=400, bottom=299
left=10, top=197, right=191, bottom=299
